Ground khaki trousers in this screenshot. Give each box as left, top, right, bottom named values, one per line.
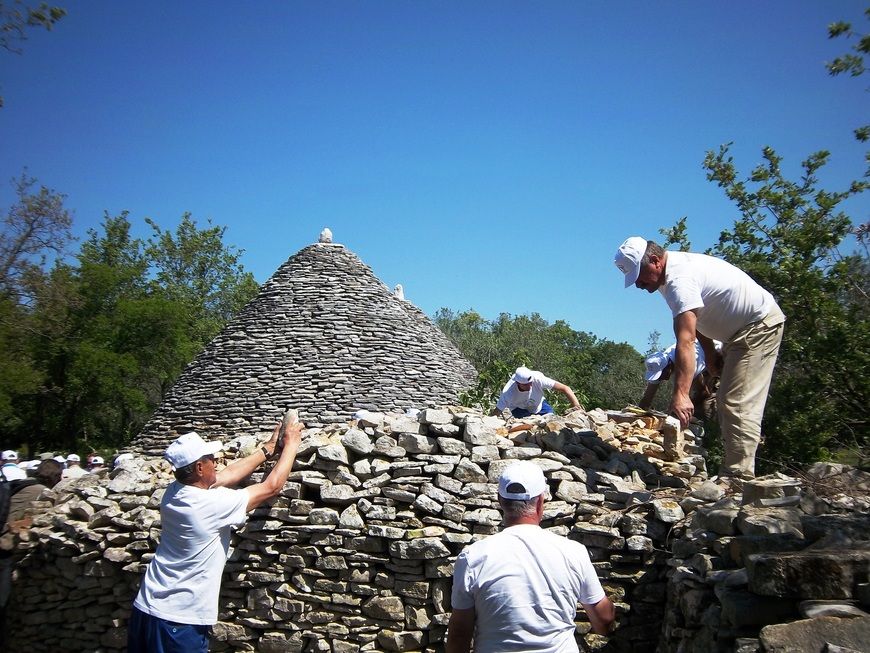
left=718, top=307, right=785, bottom=478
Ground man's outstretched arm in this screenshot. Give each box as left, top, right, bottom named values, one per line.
left=553, top=382, right=583, bottom=411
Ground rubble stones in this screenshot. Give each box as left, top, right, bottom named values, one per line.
left=759, top=616, right=870, bottom=653
left=9, top=406, right=869, bottom=653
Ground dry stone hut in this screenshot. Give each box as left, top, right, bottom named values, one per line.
left=133, top=234, right=477, bottom=455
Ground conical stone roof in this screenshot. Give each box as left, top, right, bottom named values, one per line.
left=132, top=239, right=478, bottom=454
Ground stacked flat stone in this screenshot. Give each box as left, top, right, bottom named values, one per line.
left=132, top=241, right=478, bottom=456
left=9, top=407, right=709, bottom=653
left=16, top=410, right=866, bottom=652
left=660, top=463, right=870, bottom=652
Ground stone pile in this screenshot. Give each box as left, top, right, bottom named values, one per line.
left=13, top=408, right=867, bottom=653
left=660, top=463, right=870, bottom=653
left=133, top=239, right=478, bottom=456
left=9, top=406, right=711, bottom=652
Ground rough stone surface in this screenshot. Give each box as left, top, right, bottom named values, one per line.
left=9, top=401, right=869, bottom=653
left=130, top=241, right=478, bottom=454
left=759, top=615, right=870, bottom=653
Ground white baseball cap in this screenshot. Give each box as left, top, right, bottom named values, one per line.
left=498, top=461, right=548, bottom=500
left=90, top=456, right=104, bottom=465
left=615, top=236, right=647, bottom=288
left=164, top=432, right=222, bottom=470
left=53, top=455, right=66, bottom=464
left=66, top=453, right=81, bottom=462
left=511, top=366, right=534, bottom=384
left=2, top=450, right=18, bottom=461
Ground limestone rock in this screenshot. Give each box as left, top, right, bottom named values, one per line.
left=759, top=615, right=870, bottom=653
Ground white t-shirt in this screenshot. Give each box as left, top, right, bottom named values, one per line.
left=134, top=482, right=248, bottom=625
left=1, top=464, right=27, bottom=481
left=496, top=372, right=556, bottom=414
left=660, top=252, right=782, bottom=342
left=452, top=524, right=605, bottom=653
left=649, top=342, right=706, bottom=385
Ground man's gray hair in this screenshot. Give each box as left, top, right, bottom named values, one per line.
left=175, top=462, right=197, bottom=483
left=641, top=240, right=665, bottom=265
left=499, top=496, right=539, bottom=520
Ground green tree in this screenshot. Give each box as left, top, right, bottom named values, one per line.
left=435, top=308, right=645, bottom=412
left=0, top=173, right=72, bottom=450
left=668, top=143, right=869, bottom=470
left=145, top=213, right=259, bottom=346
left=0, top=200, right=261, bottom=453
left=827, top=8, right=870, bottom=146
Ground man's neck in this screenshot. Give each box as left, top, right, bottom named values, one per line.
left=504, top=516, right=541, bottom=528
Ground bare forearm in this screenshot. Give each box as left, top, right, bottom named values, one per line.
left=673, top=339, right=695, bottom=397
left=214, top=447, right=270, bottom=488
left=554, top=382, right=582, bottom=410
left=262, top=440, right=298, bottom=494
left=562, top=387, right=581, bottom=410
left=638, top=383, right=658, bottom=409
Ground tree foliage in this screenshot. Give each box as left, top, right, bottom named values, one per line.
left=0, top=172, right=73, bottom=301
left=827, top=8, right=870, bottom=144
left=0, top=1, right=64, bottom=53
left=0, top=1, right=66, bottom=107
left=671, top=143, right=869, bottom=470
left=0, top=183, right=259, bottom=454
left=435, top=308, right=646, bottom=412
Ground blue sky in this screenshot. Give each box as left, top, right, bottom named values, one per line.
left=2, top=1, right=867, bottom=353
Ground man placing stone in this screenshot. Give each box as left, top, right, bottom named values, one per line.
left=128, top=420, right=303, bottom=653
left=615, top=237, right=785, bottom=482
left=446, top=461, right=615, bottom=652
left=493, top=366, right=583, bottom=418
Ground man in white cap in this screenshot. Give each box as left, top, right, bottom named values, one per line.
left=87, top=456, right=105, bottom=472
left=0, top=452, right=26, bottom=481
left=447, top=461, right=615, bottom=652
left=638, top=341, right=708, bottom=410
left=615, top=237, right=785, bottom=482
left=494, top=366, right=583, bottom=418
left=128, top=418, right=304, bottom=653
left=62, top=454, right=88, bottom=479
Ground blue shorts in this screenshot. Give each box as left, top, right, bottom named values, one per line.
left=510, top=400, right=554, bottom=419
left=127, top=606, right=210, bottom=653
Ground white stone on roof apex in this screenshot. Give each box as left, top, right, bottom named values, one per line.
left=319, top=227, right=333, bottom=243
left=394, top=284, right=404, bottom=300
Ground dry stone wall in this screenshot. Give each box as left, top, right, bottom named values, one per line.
left=9, top=407, right=708, bottom=652
left=10, top=410, right=869, bottom=653
left=659, top=463, right=870, bottom=653
left=133, top=241, right=478, bottom=456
